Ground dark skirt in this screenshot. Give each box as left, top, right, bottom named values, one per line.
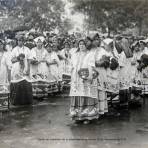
left=10, top=80, right=33, bottom=105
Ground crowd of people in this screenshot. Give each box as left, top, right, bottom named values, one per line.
left=0, top=28, right=148, bottom=124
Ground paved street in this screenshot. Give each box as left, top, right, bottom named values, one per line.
left=0, top=96, right=148, bottom=148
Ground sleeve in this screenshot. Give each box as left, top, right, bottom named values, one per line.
left=95, top=49, right=102, bottom=61
left=59, top=49, right=64, bottom=56
left=11, top=47, right=17, bottom=59
left=54, top=52, right=60, bottom=64
left=44, top=49, right=49, bottom=59
left=26, top=47, right=31, bottom=60
left=87, top=53, right=96, bottom=80
left=29, top=48, right=36, bottom=60
left=70, top=53, right=76, bottom=69
left=88, top=56, right=95, bottom=67
left=143, top=48, right=148, bottom=55
left=5, top=53, right=12, bottom=70
left=46, top=53, right=50, bottom=63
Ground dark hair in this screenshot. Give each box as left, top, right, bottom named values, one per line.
left=16, top=36, right=25, bottom=46
left=64, top=41, right=70, bottom=48
left=85, top=36, right=93, bottom=42
left=17, top=36, right=25, bottom=42
left=93, top=33, right=100, bottom=40
left=76, top=39, right=86, bottom=52
left=92, top=35, right=101, bottom=48
left=85, top=36, right=93, bottom=50
left=139, top=41, right=146, bottom=46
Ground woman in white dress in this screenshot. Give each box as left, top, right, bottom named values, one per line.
left=46, top=44, right=60, bottom=82
left=102, top=38, right=120, bottom=108
left=30, top=39, right=49, bottom=79
left=130, top=42, right=143, bottom=84
left=70, top=39, right=99, bottom=124
left=10, top=36, right=33, bottom=105
left=30, top=38, right=49, bottom=98
left=134, top=41, right=148, bottom=97
left=59, top=42, right=71, bottom=76
left=93, top=37, right=110, bottom=116
left=46, top=44, right=61, bottom=93
left=0, top=40, right=11, bottom=85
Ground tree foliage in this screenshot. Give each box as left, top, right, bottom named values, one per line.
left=0, top=0, right=72, bottom=32
left=71, top=0, right=148, bottom=35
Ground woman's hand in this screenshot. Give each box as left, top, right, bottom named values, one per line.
left=30, top=59, right=39, bottom=65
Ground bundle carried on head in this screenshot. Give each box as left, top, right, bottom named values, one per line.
left=95, top=55, right=110, bottom=69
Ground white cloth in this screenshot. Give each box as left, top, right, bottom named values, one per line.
left=46, top=51, right=61, bottom=81
left=11, top=46, right=31, bottom=83
left=34, top=36, right=45, bottom=43
left=30, top=47, right=50, bottom=82
left=103, top=38, right=113, bottom=45
left=0, top=52, right=11, bottom=84
left=58, top=48, right=72, bottom=75
left=70, top=50, right=98, bottom=98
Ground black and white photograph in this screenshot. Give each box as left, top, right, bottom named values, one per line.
left=0, top=0, right=148, bottom=147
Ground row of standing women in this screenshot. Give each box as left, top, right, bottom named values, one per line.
left=69, top=35, right=148, bottom=124
left=0, top=35, right=72, bottom=105
left=0, top=33, right=148, bottom=124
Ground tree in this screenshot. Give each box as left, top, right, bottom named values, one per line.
left=71, top=0, right=148, bottom=36
left=0, top=0, right=72, bottom=32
